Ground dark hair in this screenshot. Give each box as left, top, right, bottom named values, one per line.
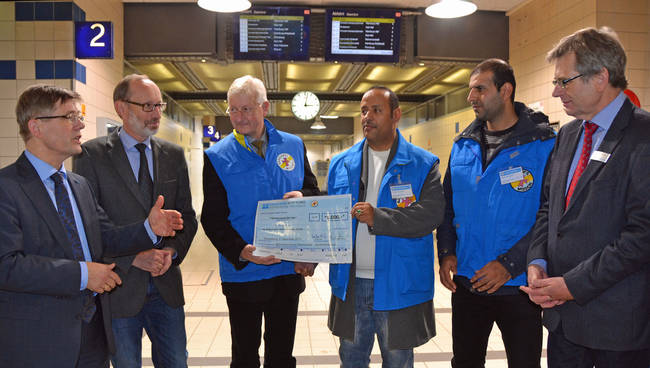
left=113, top=74, right=151, bottom=102
left=470, top=58, right=516, bottom=103
left=366, top=86, right=400, bottom=115
left=547, top=27, right=627, bottom=89
left=16, top=84, right=81, bottom=141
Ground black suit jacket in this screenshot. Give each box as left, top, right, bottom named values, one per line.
left=0, top=153, right=154, bottom=367
left=73, top=128, right=197, bottom=317
left=528, top=99, right=650, bottom=350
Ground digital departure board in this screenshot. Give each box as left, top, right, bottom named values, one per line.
left=325, top=9, right=401, bottom=63
left=234, top=7, right=310, bottom=61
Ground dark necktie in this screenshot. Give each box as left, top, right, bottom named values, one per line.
left=135, top=143, right=153, bottom=207
left=565, top=122, right=598, bottom=208
left=51, top=172, right=84, bottom=261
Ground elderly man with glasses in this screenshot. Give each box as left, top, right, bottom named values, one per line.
left=201, top=75, right=320, bottom=368
left=74, top=74, right=198, bottom=368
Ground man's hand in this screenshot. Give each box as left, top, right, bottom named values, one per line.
left=520, top=265, right=567, bottom=308
left=240, top=244, right=281, bottom=265
left=470, top=260, right=511, bottom=294
left=351, top=202, right=375, bottom=227
left=87, top=262, right=121, bottom=294
left=295, top=262, right=316, bottom=277
left=133, top=248, right=173, bottom=276
left=148, top=195, right=183, bottom=237
left=283, top=191, right=303, bottom=199
left=439, top=255, right=458, bottom=292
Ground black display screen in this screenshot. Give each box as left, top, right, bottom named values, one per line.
left=233, top=7, right=310, bottom=61
left=325, top=8, right=401, bottom=63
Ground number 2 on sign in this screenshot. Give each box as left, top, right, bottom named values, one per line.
left=90, top=23, right=105, bottom=47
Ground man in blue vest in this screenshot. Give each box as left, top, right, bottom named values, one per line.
left=201, top=75, right=320, bottom=368
left=437, top=59, right=555, bottom=368
left=327, top=86, right=444, bottom=367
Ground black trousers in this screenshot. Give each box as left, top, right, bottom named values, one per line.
left=548, top=326, right=650, bottom=368
left=451, top=280, right=542, bottom=368
left=224, top=275, right=303, bottom=368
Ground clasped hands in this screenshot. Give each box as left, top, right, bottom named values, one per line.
left=520, top=265, right=574, bottom=308
left=86, top=195, right=183, bottom=293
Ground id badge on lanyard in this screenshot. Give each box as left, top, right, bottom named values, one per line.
left=390, top=174, right=416, bottom=208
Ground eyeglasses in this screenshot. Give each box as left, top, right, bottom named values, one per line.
left=552, top=74, right=583, bottom=89
left=35, top=111, right=85, bottom=124
left=227, top=104, right=260, bottom=115
left=124, top=100, right=167, bottom=112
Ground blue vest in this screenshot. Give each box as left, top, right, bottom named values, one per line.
left=450, top=136, right=555, bottom=286
left=328, top=132, right=438, bottom=310
left=205, top=120, right=304, bottom=282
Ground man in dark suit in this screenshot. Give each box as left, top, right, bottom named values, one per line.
left=74, top=74, right=198, bottom=368
left=0, top=85, right=183, bottom=367
left=521, top=27, right=650, bottom=368
left=201, top=75, right=319, bottom=368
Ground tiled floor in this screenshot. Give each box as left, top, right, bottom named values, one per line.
left=138, top=226, right=548, bottom=367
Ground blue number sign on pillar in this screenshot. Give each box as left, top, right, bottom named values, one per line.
left=75, top=21, right=114, bottom=59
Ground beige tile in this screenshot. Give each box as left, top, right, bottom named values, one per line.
left=0, top=137, right=18, bottom=156
left=14, top=21, right=33, bottom=41
left=16, top=79, right=37, bottom=95
left=0, top=21, right=15, bottom=41
left=54, top=79, right=72, bottom=89
left=34, top=40, right=54, bottom=59
left=0, top=2, right=14, bottom=21
left=0, top=100, right=16, bottom=118
left=54, top=40, right=74, bottom=59
left=0, top=118, right=18, bottom=138
left=15, top=60, right=34, bottom=79
left=34, top=21, right=54, bottom=41
left=54, top=21, right=73, bottom=41
left=0, top=40, right=15, bottom=59
left=0, top=80, right=17, bottom=100
left=15, top=40, right=34, bottom=60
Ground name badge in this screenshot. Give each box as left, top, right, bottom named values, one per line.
left=390, top=183, right=414, bottom=199
left=590, top=151, right=610, bottom=163
left=499, top=167, right=524, bottom=185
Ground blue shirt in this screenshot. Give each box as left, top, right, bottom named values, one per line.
left=531, top=92, right=627, bottom=271
left=119, top=129, right=153, bottom=182
left=25, top=150, right=93, bottom=290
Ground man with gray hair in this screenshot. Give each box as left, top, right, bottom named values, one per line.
left=201, top=75, right=320, bottom=367
left=74, top=74, right=197, bottom=367
left=521, top=27, right=650, bottom=367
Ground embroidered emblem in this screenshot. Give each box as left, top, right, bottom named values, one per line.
left=510, top=169, right=534, bottom=192
left=276, top=153, right=295, bottom=171
left=311, top=200, right=319, bottom=207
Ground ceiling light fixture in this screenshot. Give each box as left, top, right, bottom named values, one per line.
left=319, top=115, right=339, bottom=119
left=425, top=0, right=477, bottom=19
left=197, top=0, right=251, bottom=13
left=310, top=119, right=326, bottom=130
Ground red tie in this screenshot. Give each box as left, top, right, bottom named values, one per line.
left=566, top=122, right=598, bottom=208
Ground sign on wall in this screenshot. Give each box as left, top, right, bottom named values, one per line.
left=75, top=21, right=114, bottom=59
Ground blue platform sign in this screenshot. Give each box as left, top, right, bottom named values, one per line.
left=75, top=21, right=113, bottom=59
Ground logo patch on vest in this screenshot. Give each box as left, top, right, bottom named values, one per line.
left=510, top=169, right=534, bottom=192
left=276, top=153, right=295, bottom=171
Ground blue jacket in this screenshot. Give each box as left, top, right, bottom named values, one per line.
left=328, top=131, right=438, bottom=310
left=438, top=103, right=556, bottom=287
left=205, top=120, right=305, bottom=282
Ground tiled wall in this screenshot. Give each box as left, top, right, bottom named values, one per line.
left=509, top=0, right=649, bottom=126
left=0, top=0, right=123, bottom=168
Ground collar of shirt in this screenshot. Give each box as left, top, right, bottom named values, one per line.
left=118, top=128, right=153, bottom=180
left=119, top=128, right=152, bottom=152
left=586, top=91, right=626, bottom=131
left=24, top=149, right=66, bottom=183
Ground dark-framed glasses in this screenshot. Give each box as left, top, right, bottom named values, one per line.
left=552, top=74, right=583, bottom=89
left=124, top=100, right=167, bottom=112
left=34, top=111, right=85, bottom=124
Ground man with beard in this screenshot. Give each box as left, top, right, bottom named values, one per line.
left=327, top=86, right=444, bottom=367
left=437, top=59, right=555, bottom=368
left=74, top=74, right=197, bottom=367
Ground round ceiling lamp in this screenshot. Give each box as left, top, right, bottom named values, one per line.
left=197, top=0, right=251, bottom=13
left=425, top=0, right=477, bottom=19
left=310, top=119, right=327, bottom=130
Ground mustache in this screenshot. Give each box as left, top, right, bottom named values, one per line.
left=362, top=121, right=376, bottom=128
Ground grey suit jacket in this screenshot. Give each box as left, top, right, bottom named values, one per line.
left=528, top=99, right=650, bottom=350
left=0, top=153, right=154, bottom=367
left=74, top=128, right=197, bottom=318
